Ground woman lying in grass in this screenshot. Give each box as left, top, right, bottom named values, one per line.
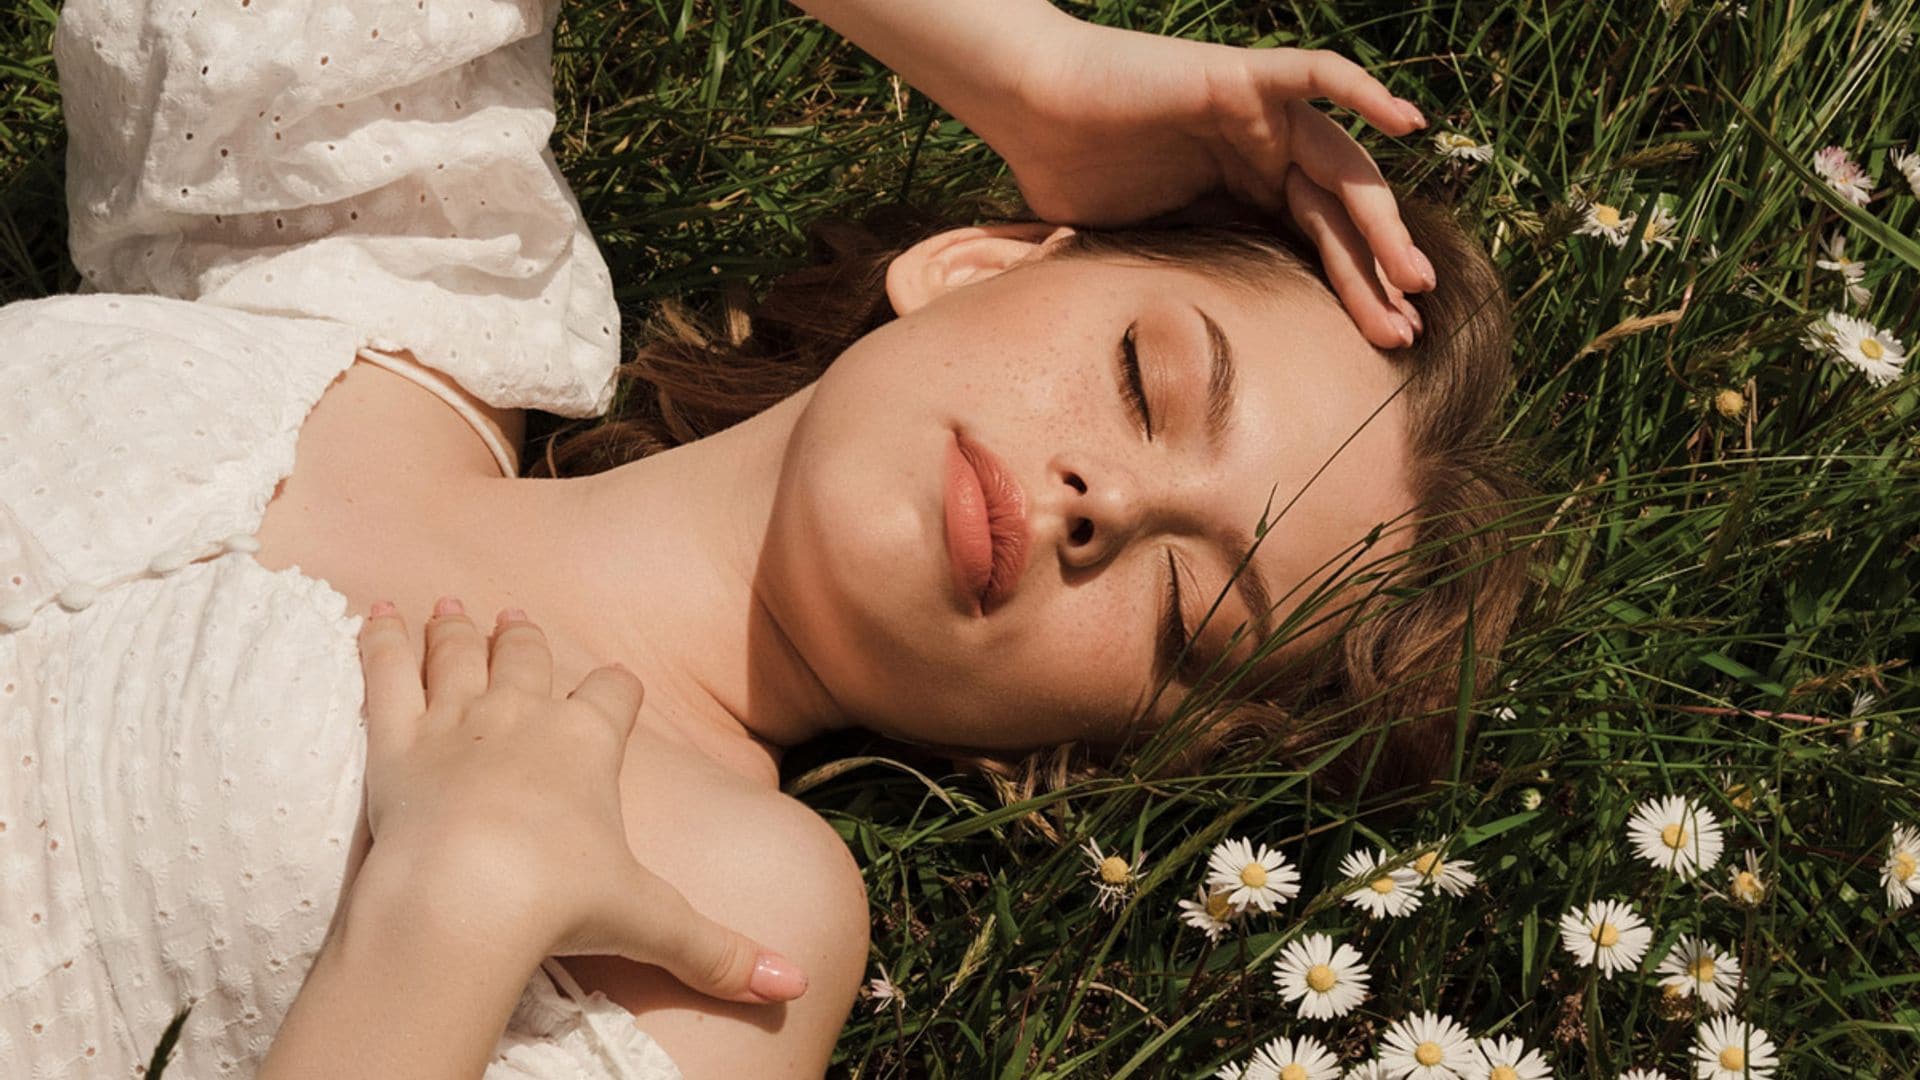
left=2, top=0, right=1535, bottom=1076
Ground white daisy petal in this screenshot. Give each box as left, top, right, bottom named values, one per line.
left=1812, top=145, right=1873, bottom=206
left=1273, top=933, right=1371, bottom=1020
left=1247, top=1034, right=1341, bottom=1080
left=1206, top=837, right=1302, bottom=914
left=1472, top=1034, right=1552, bottom=1080
left=1575, top=201, right=1637, bottom=247
left=1558, top=898, right=1652, bottom=977
left=1883, top=823, right=1920, bottom=911
left=1692, top=1017, right=1778, bottom=1080
left=1626, top=795, right=1726, bottom=878
left=1178, top=884, right=1241, bottom=942
left=1380, top=1010, right=1475, bottom=1080
left=1654, top=935, right=1743, bottom=1014
left=1802, top=310, right=1908, bottom=385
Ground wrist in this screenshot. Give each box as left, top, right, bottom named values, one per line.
left=348, top=838, right=557, bottom=969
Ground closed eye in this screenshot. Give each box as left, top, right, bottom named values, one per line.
left=1119, top=322, right=1153, bottom=439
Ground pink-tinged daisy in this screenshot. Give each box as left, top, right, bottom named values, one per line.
left=1654, top=935, right=1742, bottom=1014
left=1626, top=794, right=1726, bottom=879
left=1883, top=823, right=1920, bottom=910
left=1469, top=1034, right=1551, bottom=1080
left=1339, top=849, right=1425, bottom=919
left=1693, top=1017, right=1778, bottom=1080
left=1380, top=1010, right=1475, bottom=1079
left=864, top=966, right=903, bottom=1013
left=1812, top=145, right=1873, bottom=206
left=1206, top=837, right=1301, bottom=913
left=1272, top=932, right=1371, bottom=1019
left=1177, top=884, right=1240, bottom=942
left=1246, top=1034, right=1341, bottom=1080
left=1558, top=899, right=1652, bottom=977
left=1080, top=838, right=1143, bottom=913
left=1802, top=310, right=1908, bottom=386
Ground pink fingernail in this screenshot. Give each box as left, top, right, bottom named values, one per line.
left=1410, top=246, right=1437, bottom=291
left=369, top=600, right=396, bottom=618
left=497, top=607, right=527, bottom=626
left=1389, top=312, right=1414, bottom=347
left=434, top=596, right=464, bottom=617
left=749, top=953, right=808, bottom=1001
left=1397, top=98, right=1426, bottom=127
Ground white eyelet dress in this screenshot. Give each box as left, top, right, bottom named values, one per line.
left=0, top=2, right=681, bottom=1077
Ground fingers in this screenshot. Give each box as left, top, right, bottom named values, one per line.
left=1284, top=167, right=1417, bottom=349
left=1285, top=102, right=1435, bottom=297
left=357, top=603, right=425, bottom=752
left=489, top=609, right=553, bottom=696
left=603, top=869, right=809, bottom=1005
left=1259, top=47, right=1424, bottom=136
left=424, top=597, right=489, bottom=705
left=569, top=664, right=645, bottom=737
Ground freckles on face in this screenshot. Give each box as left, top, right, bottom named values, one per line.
left=763, top=254, right=1416, bottom=752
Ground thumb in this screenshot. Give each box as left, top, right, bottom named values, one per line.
left=580, top=865, right=810, bottom=1006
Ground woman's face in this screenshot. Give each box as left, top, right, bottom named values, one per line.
left=758, top=222, right=1415, bottom=754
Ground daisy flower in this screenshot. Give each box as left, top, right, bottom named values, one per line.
left=1081, top=838, right=1143, bottom=913
left=1618, top=1070, right=1675, bottom=1080
left=1247, top=1034, right=1341, bottom=1080
left=1434, top=131, right=1495, bottom=163
left=1344, top=1063, right=1390, bottom=1080
left=1380, top=1010, right=1475, bottom=1080
left=1812, top=145, right=1873, bottom=206
left=1801, top=310, right=1908, bottom=385
left=1848, top=688, right=1878, bottom=744
left=864, top=967, right=902, bottom=1013
left=1655, top=935, right=1742, bottom=1014
left=1272, top=933, right=1371, bottom=1020
left=1558, top=898, right=1652, bottom=977
left=1206, top=837, right=1301, bottom=913
left=1727, top=850, right=1768, bottom=907
left=1693, top=1017, right=1778, bottom=1080
left=1883, top=823, right=1920, bottom=910
left=1470, top=1034, right=1551, bottom=1080
left=1891, top=148, right=1920, bottom=197
left=1412, top=843, right=1480, bottom=897
left=1177, top=884, right=1241, bottom=942
left=1338, top=849, right=1425, bottom=919
left=1638, top=203, right=1680, bottom=253
left=1815, top=232, right=1872, bottom=308
left=1575, top=201, right=1637, bottom=246
left=1626, top=794, right=1725, bottom=878
left=1214, top=1062, right=1255, bottom=1080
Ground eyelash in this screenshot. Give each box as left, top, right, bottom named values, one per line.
left=1120, top=322, right=1153, bottom=439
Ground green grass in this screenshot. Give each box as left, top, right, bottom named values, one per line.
left=5, top=1, right=1918, bottom=1077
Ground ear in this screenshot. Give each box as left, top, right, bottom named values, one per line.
left=885, top=222, right=1077, bottom=317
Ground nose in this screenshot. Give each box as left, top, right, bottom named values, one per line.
left=1048, top=456, right=1162, bottom=571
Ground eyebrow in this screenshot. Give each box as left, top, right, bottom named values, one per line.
left=1176, top=306, right=1276, bottom=676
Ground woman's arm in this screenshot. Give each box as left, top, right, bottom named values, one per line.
left=783, top=0, right=1434, bottom=348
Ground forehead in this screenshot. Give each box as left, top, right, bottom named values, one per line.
left=1111, top=260, right=1418, bottom=676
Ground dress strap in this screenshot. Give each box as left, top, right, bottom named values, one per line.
left=353, top=345, right=517, bottom=478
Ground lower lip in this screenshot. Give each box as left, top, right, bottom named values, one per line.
left=943, top=435, right=993, bottom=613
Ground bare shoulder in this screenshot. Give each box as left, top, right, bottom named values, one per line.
left=561, top=770, right=871, bottom=1079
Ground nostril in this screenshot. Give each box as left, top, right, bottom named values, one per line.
left=1069, top=518, right=1094, bottom=545
left=1064, top=472, right=1087, bottom=494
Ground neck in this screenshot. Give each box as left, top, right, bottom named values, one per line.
left=448, top=385, right=846, bottom=789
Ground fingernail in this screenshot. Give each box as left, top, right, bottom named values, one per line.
left=1406, top=304, right=1424, bottom=333
left=1398, top=98, right=1426, bottom=127
left=369, top=600, right=396, bottom=618
left=497, top=607, right=527, bottom=626
left=1409, top=245, right=1437, bottom=291
left=749, top=953, right=808, bottom=1001
left=434, top=596, right=464, bottom=617
left=1389, top=312, right=1414, bottom=347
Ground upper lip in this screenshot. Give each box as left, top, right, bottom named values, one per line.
left=955, top=431, right=1031, bottom=611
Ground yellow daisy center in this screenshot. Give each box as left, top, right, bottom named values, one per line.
left=1714, top=389, right=1746, bottom=419
left=1719, top=1046, right=1746, bottom=1071
left=1894, top=851, right=1917, bottom=882
left=1492, top=1066, right=1519, bottom=1080
left=1661, top=823, right=1688, bottom=849
left=1691, top=956, right=1718, bottom=982
left=1280, top=1065, right=1307, bottom=1080
left=1593, top=204, right=1622, bottom=227
left=1414, top=1041, right=1445, bottom=1067
left=1240, top=863, right=1268, bottom=889
left=1413, top=852, right=1442, bottom=877
left=1662, top=982, right=1687, bottom=1001
left=1097, top=856, right=1131, bottom=885
left=1305, top=964, right=1338, bottom=993
left=1732, top=870, right=1762, bottom=901
left=1206, top=891, right=1234, bottom=920
left=1443, top=133, right=1476, bottom=149
left=1590, top=921, right=1620, bottom=948
left=1368, top=875, right=1396, bottom=894
left=1860, top=337, right=1884, bottom=360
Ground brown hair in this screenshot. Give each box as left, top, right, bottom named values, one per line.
left=529, top=195, right=1541, bottom=808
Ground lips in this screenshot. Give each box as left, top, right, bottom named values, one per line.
left=942, top=431, right=1030, bottom=614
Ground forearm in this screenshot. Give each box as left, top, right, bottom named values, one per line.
left=783, top=0, right=1072, bottom=142
left=259, top=847, right=550, bottom=1080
